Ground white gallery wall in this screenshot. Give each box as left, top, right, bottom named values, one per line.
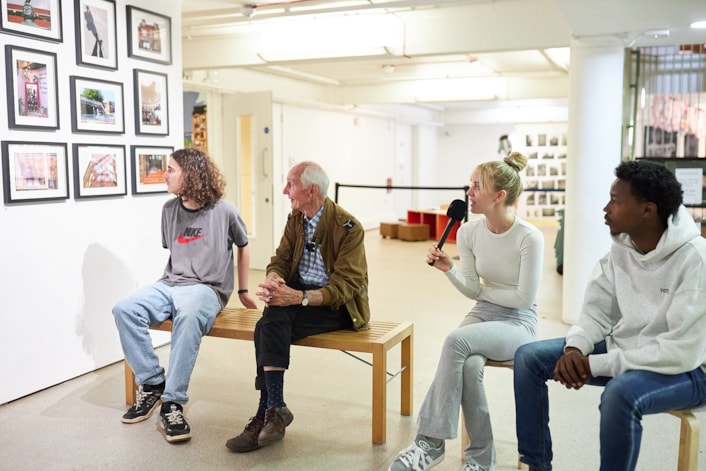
left=0, top=3, right=568, bottom=405
left=0, top=0, right=183, bottom=404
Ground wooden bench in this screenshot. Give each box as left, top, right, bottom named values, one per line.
left=123, top=307, right=414, bottom=445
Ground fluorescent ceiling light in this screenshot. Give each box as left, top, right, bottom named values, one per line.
left=691, top=20, right=706, bottom=29
left=289, top=0, right=369, bottom=12
left=258, top=46, right=391, bottom=62
left=265, top=65, right=340, bottom=85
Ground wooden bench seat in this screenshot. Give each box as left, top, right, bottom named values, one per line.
left=123, top=307, right=414, bottom=444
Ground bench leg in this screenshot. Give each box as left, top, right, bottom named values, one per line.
left=401, top=333, right=413, bottom=416
left=124, top=361, right=137, bottom=405
left=673, top=410, right=699, bottom=471
left=372, top=344, right=386, bottom=444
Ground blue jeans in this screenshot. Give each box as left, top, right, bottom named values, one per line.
left=514, top=338, right=706, bottom=471
left=112, top=281, right=221, bottom=404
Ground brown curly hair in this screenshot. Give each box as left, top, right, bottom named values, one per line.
left=171, top=148, right=226, bottom=206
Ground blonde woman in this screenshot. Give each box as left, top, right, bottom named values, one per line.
left=390, top=152, right=544, bottom=471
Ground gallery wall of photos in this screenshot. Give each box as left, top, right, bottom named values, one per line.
left=0, top=0, right=181, bottom=205
left=515, top=123, right=568, bottom=221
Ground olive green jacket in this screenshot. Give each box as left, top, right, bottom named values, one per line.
left=266, top=197, right=370, bottom=330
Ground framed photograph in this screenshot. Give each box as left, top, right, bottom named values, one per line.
left=74, top=0, right=117, bottom=69
left=5, top=45, right=59, bottom=130
left=72, top=144, right=126, bottom=198
left=0, top=0, right=62, bottom=42
left=134, top=69, right=169, bottom=135
left=126, top=5, right=171, bottom=64
left=70, top=76, right=124, bottom=134
left=2, top=141, right=68, bottom=203
left=131, top=145, right=173, bottom=194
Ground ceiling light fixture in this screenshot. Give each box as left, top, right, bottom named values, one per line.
left=643, top=28, right=670, bottom=39
left=242, top=4, right=256, bottom=18
left=257, top=46, right=392, bottom=62
left=691, top=21, right=706, bottom=29
left=265, top=65, right=340, bottom=85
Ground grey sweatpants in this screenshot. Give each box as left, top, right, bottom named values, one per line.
left=416, top=300, right=537, bottom=470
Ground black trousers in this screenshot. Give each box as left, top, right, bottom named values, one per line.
left=253, top=282, right=352, bottom=390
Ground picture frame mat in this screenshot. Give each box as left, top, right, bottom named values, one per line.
left=75, top=0, right=117, bottom=69
left=70, top=76, right=124, bottom=133
left=73, top=144, right=126, bottom=198
left=131, top=145, right=172, bottom=193
left=2, top=141, right=68, bottom=202
left=0, top=0, right=63, bottom=42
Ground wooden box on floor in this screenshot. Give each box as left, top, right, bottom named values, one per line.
left=379, top=222, right=400, bottom=238
left=398, top=223, right=430, bottom=241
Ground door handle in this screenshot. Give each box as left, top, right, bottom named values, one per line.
left=261, top=147, right=269, bottom=178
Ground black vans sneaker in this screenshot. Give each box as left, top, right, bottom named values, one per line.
left=160, top=401, right=192, bottom=443
left=121, top=382, right=164, bottom=424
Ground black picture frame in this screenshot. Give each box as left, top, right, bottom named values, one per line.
left=126, top=5, right=172, bottom=65
left=70, top=76, right=125, bottom=134
left=133, top=69, right=169, bottom=135
left=5, top=45, right=60, bottom=130
left=72, top=143, right=127, bottom=198
left=131, top=145, right=173, bottom=194
left=74, top=0, right=117, bottom=70
left=2, top=141, right=69, bottom=203
left=0, top=0, right=62, bottom=42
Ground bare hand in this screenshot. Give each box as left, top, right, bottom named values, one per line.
left=553, top=348, right=591, bottom=390
left=238, top=292, right=258, bottom=309
left=426, top=245, right=451, bottom=272
left=256, top=274, right=293, bottom=307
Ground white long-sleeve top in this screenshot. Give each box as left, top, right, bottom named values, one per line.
left=566, top=205, right=706, bottom=377
left=445, top=216, right=544, bottom=309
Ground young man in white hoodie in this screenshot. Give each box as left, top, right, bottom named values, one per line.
left=514, top=159, right=706, bottom=471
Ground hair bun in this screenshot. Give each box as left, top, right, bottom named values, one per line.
left=504, top=152, right=527, bottom=172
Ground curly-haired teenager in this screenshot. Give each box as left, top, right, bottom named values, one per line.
left=113, top=148, right=257, bottom=443
left=514, top=159, right=706, bottom=470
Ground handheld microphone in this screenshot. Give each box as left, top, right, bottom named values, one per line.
left=428, top=199, right=467, bottom=266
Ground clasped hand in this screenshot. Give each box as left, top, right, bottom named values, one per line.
left=256, top=274, right=295, bottom=307
left=553, top=348, right=592, bottom=390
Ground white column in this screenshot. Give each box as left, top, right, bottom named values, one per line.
left=562, top=41, right=625, bottom=325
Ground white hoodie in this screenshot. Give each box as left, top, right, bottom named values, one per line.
left=565, top=205, right=706, bottom=378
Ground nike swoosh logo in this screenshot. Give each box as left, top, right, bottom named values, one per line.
left=178, top=234, right=207, bottom=244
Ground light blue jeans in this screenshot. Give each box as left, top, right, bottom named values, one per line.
left=417, top=301, right=537, bottom=471
left=514, top=338, right=706, bottom=471
left=112, top=281, right=221, bottom=404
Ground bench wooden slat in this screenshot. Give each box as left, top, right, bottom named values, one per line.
left=124, top=307, right=414, bottom=444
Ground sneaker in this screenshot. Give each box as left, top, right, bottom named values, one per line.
left=160, top=401, right=191, bottom=443
left=389, top=437, right=445, bottom=471
left=226, top=416, right=264, bottom=453
left=257, top=406, right=294, bottom=447
left=121, top=382, right=164, bottom=424
left=459, top=463, right=481, bottom=471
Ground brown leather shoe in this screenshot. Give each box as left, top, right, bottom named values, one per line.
left=225, top=416, right=264, bottom=453
left=257, top=406, right=294, bottom=447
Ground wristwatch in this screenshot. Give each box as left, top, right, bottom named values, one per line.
left=301, top=290, right=309, bottom=306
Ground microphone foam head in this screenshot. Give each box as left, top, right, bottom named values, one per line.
left=447, top=199, right=467, bottom=221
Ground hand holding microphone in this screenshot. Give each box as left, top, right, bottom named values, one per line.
left=428, top=199, right=467, bottom=266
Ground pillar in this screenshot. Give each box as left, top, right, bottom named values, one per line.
left=562, top=40, right=625, bottom=325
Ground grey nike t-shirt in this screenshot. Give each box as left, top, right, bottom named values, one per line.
left=159, top=197, right=248, bottom=307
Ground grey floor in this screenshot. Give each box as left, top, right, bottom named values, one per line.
left=1, top=223, right=703, bottom=470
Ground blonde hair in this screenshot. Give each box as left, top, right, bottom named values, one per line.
left=473, top=152, right=528, bottom=206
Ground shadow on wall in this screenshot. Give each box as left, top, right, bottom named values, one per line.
left=76, top=243, right=134, bottom=366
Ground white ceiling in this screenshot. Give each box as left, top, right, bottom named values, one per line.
left=180, top=0, right=706, bottom=107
